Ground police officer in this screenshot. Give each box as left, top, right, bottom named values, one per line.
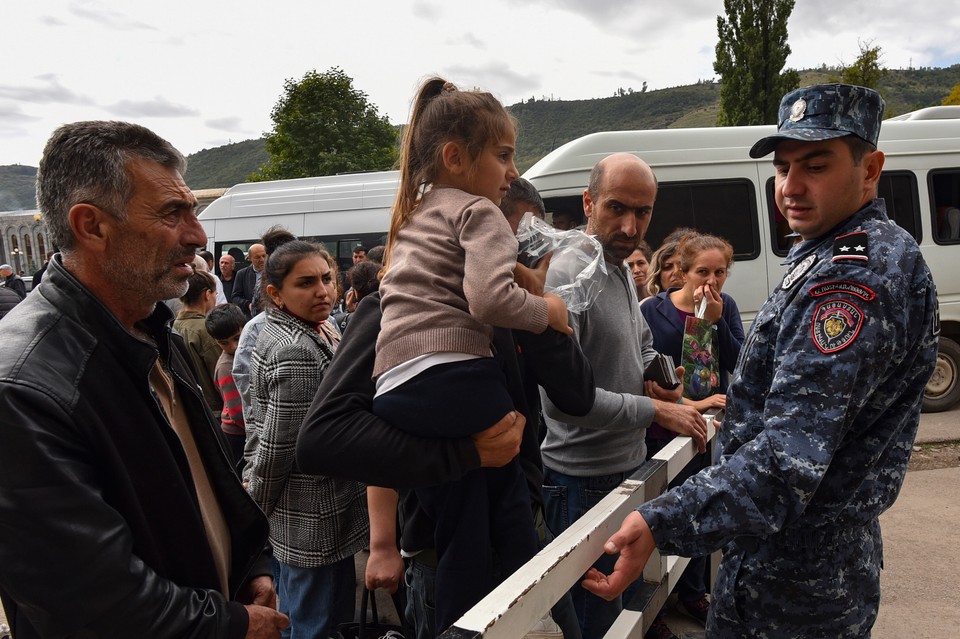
left=581, top=84, right=940, bottom=637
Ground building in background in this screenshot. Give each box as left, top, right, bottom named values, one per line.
left=0, top=210, right=46, bottom=275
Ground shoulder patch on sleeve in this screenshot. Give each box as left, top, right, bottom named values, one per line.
left=832, top=231, right=868, bottom=262
left=809, top=280, right=876, bottom=301
left=811, top=299, right=864, bottom=353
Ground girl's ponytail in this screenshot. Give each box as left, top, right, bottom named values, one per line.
left=385, top=78, right=448, bottom=270
left=384, top=77, right=514, bottom=271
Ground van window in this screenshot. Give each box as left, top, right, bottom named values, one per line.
left=214, top=234, right=386, bottom=276
left=646, top=180, right=760, bottom=260
left=879, top=172, right=921, bottom=242
left=929, top=169, right=960, bottom=244
left=766, top=171, right=921, bottom=257
left=543, top=180, right=760, bottom=260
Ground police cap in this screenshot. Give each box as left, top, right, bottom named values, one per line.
left=749, top=83, right=885, bottom=158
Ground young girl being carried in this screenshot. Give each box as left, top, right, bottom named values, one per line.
left=372, top=77, right=570, bottom=630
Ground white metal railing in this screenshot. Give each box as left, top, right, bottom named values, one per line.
left=439, top=418, right=718, bottom=639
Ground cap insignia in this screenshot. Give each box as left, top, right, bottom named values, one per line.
left=789, top=98, right=807, bottom=122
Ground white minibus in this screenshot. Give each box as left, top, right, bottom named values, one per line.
left=198, top=109, right=960, bottom=412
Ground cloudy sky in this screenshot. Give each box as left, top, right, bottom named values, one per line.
left=3, top=0, right=958, bottom=168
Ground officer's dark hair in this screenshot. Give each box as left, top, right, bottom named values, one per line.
left=841, top=136, right=877, bottom=166
left=179, top=269, right=216, bottom=305
left=198, top=250, right=214, bottom=266
left=204, top=303, right=247, bottom=340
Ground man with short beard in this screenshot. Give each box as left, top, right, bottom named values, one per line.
left=0, top=121, right=287, bottom=639
left=539, top=153, right=709, bottom=639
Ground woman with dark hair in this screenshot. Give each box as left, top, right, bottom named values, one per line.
left=246, top=240, right=369, bottom=639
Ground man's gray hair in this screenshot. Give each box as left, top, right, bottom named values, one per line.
left=36, top=121, right=186, bottom=252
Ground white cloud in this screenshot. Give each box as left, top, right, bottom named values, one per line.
left=106, top=98, right=199, bottom=118
left=0, top=0, right=957, bottom=167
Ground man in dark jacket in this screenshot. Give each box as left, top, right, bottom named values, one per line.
left=0, top=121, right=287, bottom=638
left=0, top=285, right=20, bottom=318
left=230, top=244, right=266, bottom=318
left=0, top=263, right=26, bottom=299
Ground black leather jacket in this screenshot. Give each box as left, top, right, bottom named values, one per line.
left=0, top=257, right=270, bottom=638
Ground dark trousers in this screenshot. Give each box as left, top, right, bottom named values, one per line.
left=373, top=358, right=538, bottom=631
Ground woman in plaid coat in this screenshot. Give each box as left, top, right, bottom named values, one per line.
left=247, top=240, right=369, bottom=639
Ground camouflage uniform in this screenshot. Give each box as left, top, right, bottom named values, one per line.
left=638, top=198, right=939, bottom=637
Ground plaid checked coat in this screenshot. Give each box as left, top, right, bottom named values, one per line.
left=247, top=309, right=368, bottom=567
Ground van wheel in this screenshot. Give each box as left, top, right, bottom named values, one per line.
left=923, top=337, right=960, bottom=413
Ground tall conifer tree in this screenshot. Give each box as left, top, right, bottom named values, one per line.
left=714, top=0, right=800, bottom=126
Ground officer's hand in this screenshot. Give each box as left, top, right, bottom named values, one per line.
left=244, top=605, right=289, bottom=639
left=653, top=400, right=708, bottom=453
left=582, top=511, right=656, bottom=600
left=473, top=411, right=525, bottom=468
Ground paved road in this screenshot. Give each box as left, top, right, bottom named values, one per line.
left=915, top=404, right=959, bottom=443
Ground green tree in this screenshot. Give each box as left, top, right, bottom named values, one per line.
left=837, top=41, right=888, bottom=89
left=943, top=83, right=960, bottom=106
left=714, top=0, right=800, bottom=126
left=251, top=68, right=397, bottom=181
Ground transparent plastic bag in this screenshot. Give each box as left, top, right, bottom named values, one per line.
left=515, top=212, right=607, bottom=313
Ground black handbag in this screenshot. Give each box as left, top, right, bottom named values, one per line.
left=335, top=588, right=408, bottom=639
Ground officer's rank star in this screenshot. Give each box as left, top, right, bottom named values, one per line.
left=832, top=231, right=869, bottom=262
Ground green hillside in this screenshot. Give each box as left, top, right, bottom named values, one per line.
left=184, top=138, right=270, bottom=190
left=0, top=165, right=39, bottom=211
left=3, top=64, right=958, bottom=204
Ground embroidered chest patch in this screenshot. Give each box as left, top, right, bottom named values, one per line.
left=811, top=299, right=864, bottom=353
left=832, top=231, right=868, bottom=262
left=782, top=253, right=818, bottom=290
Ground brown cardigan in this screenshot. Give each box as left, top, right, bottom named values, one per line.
left=375, top=186, right=548, bottom=377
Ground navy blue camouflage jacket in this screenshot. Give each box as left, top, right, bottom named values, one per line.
left=639, top=199, right=939, bottom=555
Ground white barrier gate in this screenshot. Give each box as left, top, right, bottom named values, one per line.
left=439, top=418, right=719, bottom=639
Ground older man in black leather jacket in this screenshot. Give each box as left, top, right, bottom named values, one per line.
left=0, top=121, right=286, bottom=639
